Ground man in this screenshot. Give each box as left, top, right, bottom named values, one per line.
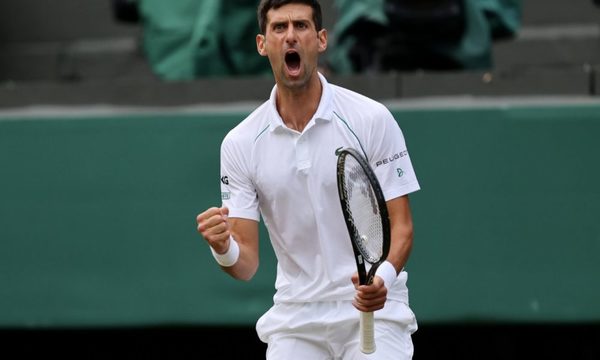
left=196, top=1, right=420, bottom=358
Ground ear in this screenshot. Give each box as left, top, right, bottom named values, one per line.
left=256, top=34, right=267, bottom=57
left=317, top=29, right=328, bottom=53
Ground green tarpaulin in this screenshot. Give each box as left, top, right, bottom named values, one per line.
left=139, top=0, right=522, bottom=79
left=140, top=0, right=270, bottom=80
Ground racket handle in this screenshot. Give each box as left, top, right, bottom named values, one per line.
left=359, top=311, right=376, bottom=354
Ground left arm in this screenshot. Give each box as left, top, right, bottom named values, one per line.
left=385, top=195, right=415, bottom=273
left=352, top=195, right=414, bottom=312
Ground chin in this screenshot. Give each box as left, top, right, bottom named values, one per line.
left=278, top=70, right=304, bottom=85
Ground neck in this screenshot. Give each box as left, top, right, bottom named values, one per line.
left=276, top=73, right=322, bottom=133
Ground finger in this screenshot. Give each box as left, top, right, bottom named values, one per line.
left=356, top=283, right=387, bottom=301
left=196, top=207, right=221, bottom=225
left=356, top=295, right=386, bottom=309
left=356, top=287, right=386, bottom=301
left=350, top=272, right=359, bottom=288
left=198, top=219, right=230, bottom=239
left=357, top=281, right=383, bottom=294
left=352, top=296, right=385, bottom=312
left=197, top=209, right=227, bottom=232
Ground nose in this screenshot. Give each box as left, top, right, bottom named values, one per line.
left=285, top=24, right=297, bottom=44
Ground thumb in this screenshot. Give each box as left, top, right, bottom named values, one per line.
left=220, top=207, right=230, bottom=233
left=373, top=275, right=385, bottom=288
left=220, top=206, right=229, bottom=219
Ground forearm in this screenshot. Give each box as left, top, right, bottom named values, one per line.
left=215, top=217, right=260, bottom=281
left=217, top=235, right=259, bottom=281
left=387, top=225, right=413, bottom=273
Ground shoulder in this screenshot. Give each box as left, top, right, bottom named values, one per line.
left=329, top=83, right=394, bottom=124
left=222, top=100, right=272, bottom=149
left=331, top=84, right=391, bottom=115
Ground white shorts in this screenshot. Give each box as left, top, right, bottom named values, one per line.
left=256, top=300, right=417, bottom=360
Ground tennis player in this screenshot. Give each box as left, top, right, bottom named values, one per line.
left=196, top=1, right=420, bottom=358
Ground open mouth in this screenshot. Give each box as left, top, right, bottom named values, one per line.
left=285, top=51, right=301, bottom=73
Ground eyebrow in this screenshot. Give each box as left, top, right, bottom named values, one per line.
left=269, top=13, right=311, bottom=23
left=270, top=18, right=311, bottom=28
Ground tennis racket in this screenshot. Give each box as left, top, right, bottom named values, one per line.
left=336, top=147, right=391, bottom=354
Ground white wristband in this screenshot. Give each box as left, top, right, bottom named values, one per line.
left=375, top=261, right=398, bottom=288
left=210, top=236, right=240, bottom=267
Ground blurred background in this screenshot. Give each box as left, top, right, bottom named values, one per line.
left=1, top=0, right=599, bottom=359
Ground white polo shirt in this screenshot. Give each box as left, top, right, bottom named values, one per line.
left=220, top=73, right=420, bottom=304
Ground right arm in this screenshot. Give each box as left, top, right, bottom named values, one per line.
left=196, top=206, right=259, bottom=281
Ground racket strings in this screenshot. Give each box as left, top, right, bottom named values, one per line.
left=342, top=158, right=384, bottom=263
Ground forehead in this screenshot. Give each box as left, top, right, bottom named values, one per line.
left=266, top=3, right=314, bottom=24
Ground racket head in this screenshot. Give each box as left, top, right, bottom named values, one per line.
left=336, top=147, right=391, bottom=284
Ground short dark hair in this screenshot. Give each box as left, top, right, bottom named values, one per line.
left=257, top=0, right=322, bottom=34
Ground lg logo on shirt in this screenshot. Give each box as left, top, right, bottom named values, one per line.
left=221, top=176, right=230, bottom=200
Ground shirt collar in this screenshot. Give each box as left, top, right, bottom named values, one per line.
left=267, top=72, right=334, bottom=132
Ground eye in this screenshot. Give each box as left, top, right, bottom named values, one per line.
left=274, top=23, right=288, bottom=32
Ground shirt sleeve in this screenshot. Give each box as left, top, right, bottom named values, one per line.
left=220, top=134, right=261, bottom=221
left=368, top=105, right=420, bottom=200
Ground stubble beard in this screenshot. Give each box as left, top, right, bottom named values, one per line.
left=278, top=63, right=315, bottom=93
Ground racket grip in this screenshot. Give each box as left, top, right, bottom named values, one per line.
left=360, top=311, right=376, bottom=354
